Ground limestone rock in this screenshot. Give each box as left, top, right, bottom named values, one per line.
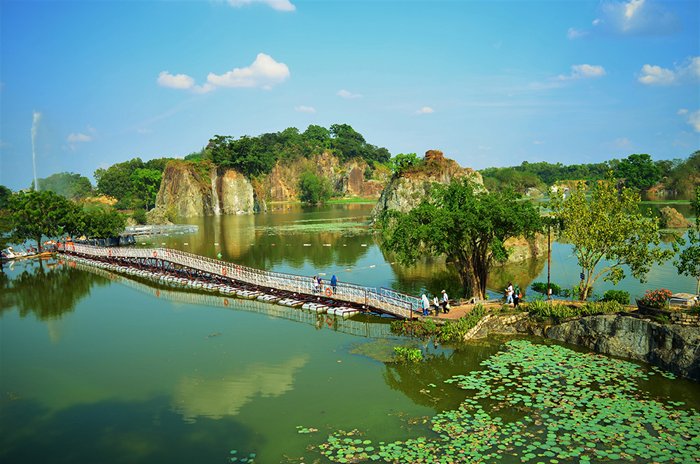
left=219, top=170, right=256, bottom=214
left=372, top=149, right=483, bottom=218
left=659, top=206, right=692, bottom=228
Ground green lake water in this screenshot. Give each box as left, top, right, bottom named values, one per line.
left=1, top=204, right=698, bottom=463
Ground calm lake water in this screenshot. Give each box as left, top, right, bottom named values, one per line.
left=1, top=204, right=697, bottom=463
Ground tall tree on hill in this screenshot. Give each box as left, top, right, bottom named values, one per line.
left=379, top=179, right=542, bottom=299
left=550, top=178, right=673, bottom=300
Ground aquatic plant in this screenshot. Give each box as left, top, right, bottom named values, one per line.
left=393, top=346, right=423, bottom=363
left=436, top=304, right=485, bottom=343
left=602, top=289, right=630, bottom=305
left=317, top=340, right=699, bottom=463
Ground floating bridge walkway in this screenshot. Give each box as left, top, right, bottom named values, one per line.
left=69, top=260, right=394, bottom=338
left=60, top=243, right=421, bottom=319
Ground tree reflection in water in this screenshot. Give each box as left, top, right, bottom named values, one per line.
left=0, top=259, right=109, bottom=320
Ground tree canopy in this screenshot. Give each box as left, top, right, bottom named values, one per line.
left=550, top=178, right=673, bottom=300
left=94, top=157, right=171, bottom=209
left=207, top=124, right=391, bottom=178
left=379, top=179, right=542, bottom=299
left=298, top=171, right=332, bottom=204
left=34, top=172, right=94, bottom=199
left=614, top=153, right=662, bottom=191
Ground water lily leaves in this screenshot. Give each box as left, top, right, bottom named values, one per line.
left=316, top=340, right=699, bottom=463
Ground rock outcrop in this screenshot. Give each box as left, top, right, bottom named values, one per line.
left=546, top=314, right=700, bottom=381
left=372, top=150, right=483, bottom=218
left=659, top=206, right=692, bottom=228
left=371, top=150, right=543, bottom=263
left=151, top=154, right=389, bottom=220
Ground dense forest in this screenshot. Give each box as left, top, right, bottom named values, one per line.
left=480, top=151, right=699, bottom=197
left=187, top=123, right=391, bottom=177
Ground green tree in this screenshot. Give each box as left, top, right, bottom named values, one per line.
left=94, top=158, right=145, bottom=202
left=675, top=187, right=700, bottom=295
left=8, top=190, right=77, bottom=252
left=36, top=172, right=93, bottom=199
left=379, top=179, right=542, bottom=299
left=130, top=168, right=162, bottom=210
left=614, top=153, right=662, bottom=191
left=80, top=207, right=126, bottom=239
left=550, top=178, right=673, bottom=300
left=298, top=171, right=332, bottom=204
left=388, top=153, right=423, bottom=175
left=0, top=185, right=11, bottom=209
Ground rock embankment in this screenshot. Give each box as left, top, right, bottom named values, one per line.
left=546, top=314, right=700, bottom=381
left=462, top=311, right=700, bottom=381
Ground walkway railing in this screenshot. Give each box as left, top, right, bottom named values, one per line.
left=70, top=260, right=394, bottom=338
left=61, top=243, right=420, bottom=318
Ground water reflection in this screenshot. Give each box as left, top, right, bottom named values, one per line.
left=172, top=355, right=309, bottom=421
left=0, top=259, right=109, bottom=320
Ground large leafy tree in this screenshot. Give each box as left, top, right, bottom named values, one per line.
left=614, top=153, right=662, bottom=191
left=550, top=178, right=673, bottom=300
left=379, top=179, right=542, bottom=299
left=675, top=187, right=700, bottom=295
left=298, top=171, right=332, bottom=204
left=130, top=168, right=162, bottom=210
left=8, top=190, right=78, bottom=252
left=35, top=172, right=93, bottom=199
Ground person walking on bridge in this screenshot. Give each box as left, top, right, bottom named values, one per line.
left=421, top=293, right=430, bottom=316
left=330, top=274, right=337, bottom=294
left=441, top=290, right=450, bottom=313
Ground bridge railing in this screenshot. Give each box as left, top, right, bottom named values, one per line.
left=64, top=244, right=420, bottom=318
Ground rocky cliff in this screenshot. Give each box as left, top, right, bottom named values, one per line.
left=150, top=154, right=389, bottom=221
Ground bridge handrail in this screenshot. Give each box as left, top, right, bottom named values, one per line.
left=64, top=243, right=420, bottom=318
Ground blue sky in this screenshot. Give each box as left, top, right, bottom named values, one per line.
left=1, top=0, right=698, bottom=191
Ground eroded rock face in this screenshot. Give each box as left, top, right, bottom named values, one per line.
left=546, top=315, right=700, bottom=381
left=219, top=170, right=256, bottom=215
left=154, top=162, right=214, bottom=218
left=372, top=149, right=484, bottom=218
left=660, top=206, right=692, bottom=228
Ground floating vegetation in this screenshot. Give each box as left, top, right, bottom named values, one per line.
left=228, top=449, right=257, bottom=463
left=318, top=340, right=699, bottom=462
left=296, top=425, right=319, bottom=434
left=258, top=221, right=368, bottom=234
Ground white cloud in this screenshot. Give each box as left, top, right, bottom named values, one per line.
left=533, top=140, right=544, bottom=145
left=557, top=64, right=606, bottom=81
left=677, top=108, right=688, bottom=115
left=157, top=71, right=195, bottom=89
left=207, top=53, right=289, bottom=89
left=337, top=89, right=362, bottom=99
left=599, top=0, right=679, bottom=35
left=416, top=106, right=434, bottom=114
left=157, top=53, right=289, bottom=93
left=294, top=105, right=316, bottom=113
left=687, top=110, right=700, bottom=132
left=638, top=64, right=675, bottom=85
left=67, top=133, right=92, bottom=143
left=567, top=27, right=587, bottom=39
left=613, top=137, right=631, bottom=148
left=227, top=0, right=295, bottom=12
left=638, top=57, right=700, bottom=85
left=592, top=18, right=602, bottom=26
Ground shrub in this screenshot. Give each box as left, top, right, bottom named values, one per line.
left=390, top=318, right=439, bottom=339
left=638, top=289, right=672, bottom=309
left=525, top=300, right=623, bottom=321
left=393, top=346, right=423, bottom=363
left=436, top=304, right=486, bottom=343
left=299, top=171, right=332, bottom=204
left=132, top=208, right=147, bottom=225
left=602, top=290, right=630, bottom=305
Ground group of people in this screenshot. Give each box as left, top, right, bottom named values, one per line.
left=420, top=290, right=450, bottom=316
left=312, top=274, right=338, bottom=295
left=505, top=282, right=522, bottom=307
